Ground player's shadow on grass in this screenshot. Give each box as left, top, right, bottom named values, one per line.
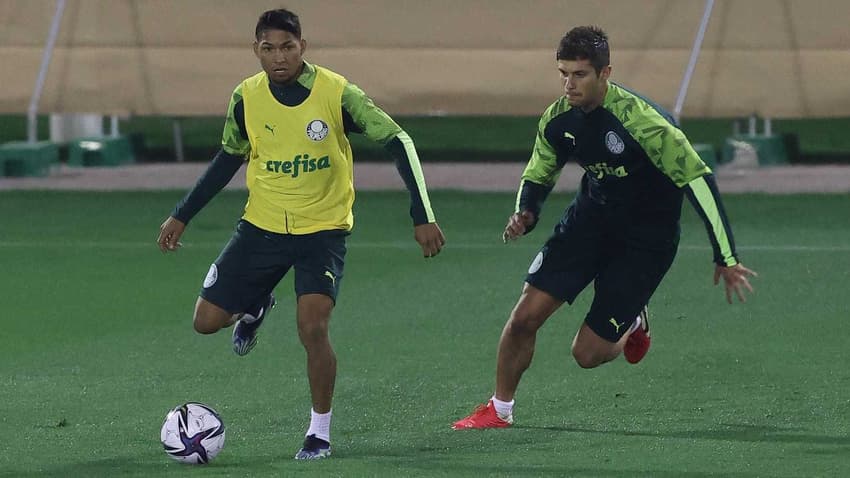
left=516, top=422, right=850, bottom=447
left=351, top=451, right=774, bottom=478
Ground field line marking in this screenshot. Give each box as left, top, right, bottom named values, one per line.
left=0, top=241, right=848, bottom=252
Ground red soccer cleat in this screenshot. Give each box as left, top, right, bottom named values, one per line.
left=451, top=400, right=513, bottom=430
left=624, top=306, right=651, bottom=364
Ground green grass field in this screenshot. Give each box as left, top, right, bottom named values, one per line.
left=1, top=190, right=848, bottom=477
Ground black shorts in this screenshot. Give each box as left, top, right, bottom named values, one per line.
left=526, top=204, right=678, bottom=342
left=200, top=220, right=348, bottom=314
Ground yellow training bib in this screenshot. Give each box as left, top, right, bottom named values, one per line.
left=241, top=66, right=354, bottom=234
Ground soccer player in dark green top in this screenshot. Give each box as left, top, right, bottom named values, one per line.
left=453, top=26, right=757, bottom=430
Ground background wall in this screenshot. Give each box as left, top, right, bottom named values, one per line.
left=2, top=0, right=849, bottom=117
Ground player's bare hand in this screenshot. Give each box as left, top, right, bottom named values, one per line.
left=714, top=263, right=757, bottom=304
left=414, top=223, right=445, bottom=258
left=157, top=216, right=186, bottom=253
left=502, top=211, right=536, bottom=243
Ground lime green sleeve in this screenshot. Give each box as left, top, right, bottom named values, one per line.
left=610, top=94, right=711, bottom=187
left=343, top=81, right=435, bottom=224
left=519, top=100, right=567, bottom=189
left=515, top=99, right=570, bottom=213
left=685, top=174, right=739, bottom=266
left=221, top=84, right=250, bottom=156
left=341, top=82, right=403, bottom=145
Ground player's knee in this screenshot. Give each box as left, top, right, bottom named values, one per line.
left=506, top=311, right=542, bottom=337
left=297, top=317, right=329, bottom=344
left=296, top=295, right=334, bottom=344
left=192, top=299, right=233, bottom=334
left=193, top=315, right=217, bottom=334
left=193, top=310, right=227, bottom=334
left=571, top=346, right=605, bottom=369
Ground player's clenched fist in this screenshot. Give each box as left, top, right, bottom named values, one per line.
left=502, top=211, right=536, bottom=243
left=157, top=216, right=186, bottom=253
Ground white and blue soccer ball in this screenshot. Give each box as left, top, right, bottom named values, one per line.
left=160, top=402, right=226, bottom=464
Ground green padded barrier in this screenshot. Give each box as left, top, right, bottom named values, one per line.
left=67, top=136, right=135, bottom=167
left=0, top=141, right=59, bottom=177
left=722, top=135, right=789, bottom=166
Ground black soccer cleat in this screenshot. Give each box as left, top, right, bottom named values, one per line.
left=232, top=294, right=275, bottom=356
left=294, top=434, right=331, bottom=460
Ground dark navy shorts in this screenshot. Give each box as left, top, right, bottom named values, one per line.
left=200, top=220, right=348, bottom=314
left=526, top=204, right=678, bottom=342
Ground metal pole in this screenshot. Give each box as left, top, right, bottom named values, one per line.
left=173, top=118, right=185, bottom=162
left=27, top=0, right=67, bottom=143
left=673, top=0, right=715, bottom=123
left=110, top=115, right=120, bottom=138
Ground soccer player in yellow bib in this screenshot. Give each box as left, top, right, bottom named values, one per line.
left=156, top=8, right=445, bottom=460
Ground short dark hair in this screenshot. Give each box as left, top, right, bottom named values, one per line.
left=556, top=26, right=610, bottom=74
left=255, top=8, right=301, bottom=40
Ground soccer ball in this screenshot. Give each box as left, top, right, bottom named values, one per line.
left=160, top=402, right=226, bottom=464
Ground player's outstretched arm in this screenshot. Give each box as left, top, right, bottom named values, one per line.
left=415, top=223, right=445, bottom=258
left=714, top=263, right=758, bottom=304
left=155, top=150, right=244, bottom=253
left=683, top=174, right=759, bottom=303
left=157, top=217, right=186, bottom=253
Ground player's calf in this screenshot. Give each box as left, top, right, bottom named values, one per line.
left=570, top=323, right=622, bottom=368
left=193, top=299, right=236, bottom=334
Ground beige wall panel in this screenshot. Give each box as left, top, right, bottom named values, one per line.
left=2, top=0, right=849, bottom=117
left=0, top=48, right=42, bottom=111
left=30, top=48, right=256, bottom=115
left=56, top=0, right=137, bottom=46
left=139, top=49, right=258, bottom=115
left=9, top=46, right=850, bottom=118
left=308, top=48, right=558, bottom=116
left=10, top=0, right=844, bottom=50
left=0, top=0, right=55, bottom=46
left=798, top=51, right=850, bottom=116
left=683, top=51, right=805, bottom=117
left=34, top=48, right=147, bottom=114
left=705, top=0, right=850, bottom=49
left=109, top=0, right=707, bottom=48
left=608, top=50, right=689, bottom=109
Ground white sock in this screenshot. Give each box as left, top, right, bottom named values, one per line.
left=306, top=408, right=331, bottom=443
left=628, top=314, right=642, bottom=334
left=491, top=396, right=514, bottom=417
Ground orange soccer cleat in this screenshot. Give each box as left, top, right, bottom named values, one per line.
left=624, top=306, right=650, bottom=364
left=451, top=400, right=513, bottom=430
